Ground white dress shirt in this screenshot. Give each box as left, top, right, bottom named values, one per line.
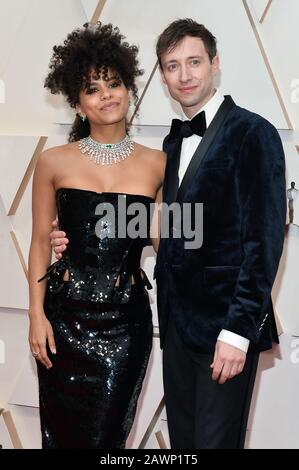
left=178, top=89, right=249, bottom=353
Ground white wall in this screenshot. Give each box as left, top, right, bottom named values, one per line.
left=0, top=0, right=298, bottom=449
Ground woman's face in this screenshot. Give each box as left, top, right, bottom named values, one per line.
left=76, top=68, right=129, bottom=126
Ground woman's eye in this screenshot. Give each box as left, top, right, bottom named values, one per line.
left=168, top=64, right=177, bottom=71
left=87, top=88, right=98, bottom=94
left=108, top=81, right=121, bottom=89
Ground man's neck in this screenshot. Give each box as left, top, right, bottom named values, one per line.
left=182, top=88, right=217, bottom=119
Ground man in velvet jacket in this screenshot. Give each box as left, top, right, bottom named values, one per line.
left=154, top=19, right=286, bottom=449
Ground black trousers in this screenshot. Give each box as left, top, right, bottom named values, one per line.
left=163, top=319, right=259, bottom=449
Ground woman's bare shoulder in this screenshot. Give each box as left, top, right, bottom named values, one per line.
left=134, top=143, right=166, bottom=188
left=134, top=142, right=166, bottom=165
left=39, top=141, right=77, bottom=160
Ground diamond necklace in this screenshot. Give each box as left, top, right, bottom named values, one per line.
left=78, top=135, right=134, bottom=165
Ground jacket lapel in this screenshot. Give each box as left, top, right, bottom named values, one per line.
left=176, top=95, right=236, bottom=202
left=163, top=138, right=182, bottom=205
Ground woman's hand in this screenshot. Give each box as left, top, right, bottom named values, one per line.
left=29, top=311, right=57, bottom=369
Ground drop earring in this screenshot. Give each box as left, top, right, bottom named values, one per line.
left=80, top=114, right=86, bottom=122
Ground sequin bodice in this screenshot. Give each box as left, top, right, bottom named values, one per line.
left=42, top=188, right=154, bottom=304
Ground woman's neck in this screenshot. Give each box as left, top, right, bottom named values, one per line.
left=89, top=122, right=127, bottom=144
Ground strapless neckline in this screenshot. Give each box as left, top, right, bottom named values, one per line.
left=42, top=185, right=153, bottom=304
left=56, top=187, right=155, bottom=201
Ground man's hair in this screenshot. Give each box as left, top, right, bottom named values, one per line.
left=156, top=18, right=217, bottom=68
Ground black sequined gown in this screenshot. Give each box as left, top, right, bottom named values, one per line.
left=37, top=188, right=153, bottom=449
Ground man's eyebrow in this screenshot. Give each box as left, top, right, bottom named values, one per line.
left=188, top=55, right=203, bottom=60
left=164, top=55, right=203, bottom=64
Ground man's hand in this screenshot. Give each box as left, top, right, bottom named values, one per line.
left=211, top=340, right=246, bottom=385
left=50, top=219, right=69, bottom=260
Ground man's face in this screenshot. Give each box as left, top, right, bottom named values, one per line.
left=160, top=36, right=219, bottom=118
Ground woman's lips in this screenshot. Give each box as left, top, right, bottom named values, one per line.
left=100, top=102, right=120, bottom=111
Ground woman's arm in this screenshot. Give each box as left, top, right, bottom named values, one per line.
left=151, top=186, right=163, bottom=253
left=28, top=149, right=57, bottom=369
left=150, top=150, right=166, bottom=253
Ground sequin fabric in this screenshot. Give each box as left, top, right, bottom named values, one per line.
left=40, top=188, right=153, bottom=303
left=37, top=188, right=153, bottom=449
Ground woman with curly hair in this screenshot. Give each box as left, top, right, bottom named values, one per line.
left=28, top=22, right=165, bottom=449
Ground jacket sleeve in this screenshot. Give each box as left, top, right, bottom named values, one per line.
left=223, top=119, right=286, bottom=343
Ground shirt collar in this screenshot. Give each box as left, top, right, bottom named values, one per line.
left=182, top=89, right=224, bottom=128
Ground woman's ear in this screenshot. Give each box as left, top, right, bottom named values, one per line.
left=75, top=104, right=82, bottom=116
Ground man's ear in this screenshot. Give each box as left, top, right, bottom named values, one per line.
left=211, top=55, right=220, bottom=76
left=158, top=65, right=167, bottom=85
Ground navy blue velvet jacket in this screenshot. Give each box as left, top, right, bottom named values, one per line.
left=155, top=96, right=286, bottom=353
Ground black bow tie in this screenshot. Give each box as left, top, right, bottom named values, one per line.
left=168, top=111, right=207, bottom=143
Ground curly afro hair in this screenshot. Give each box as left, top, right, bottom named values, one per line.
left=44, top=22, right=143, bottom=142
